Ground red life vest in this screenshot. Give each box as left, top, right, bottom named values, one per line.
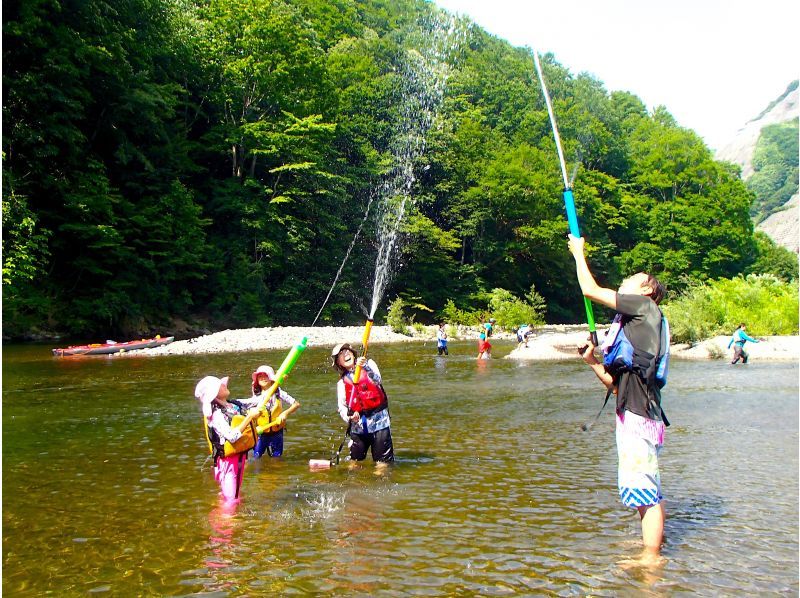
left=342, top=372, right=387, bottom=415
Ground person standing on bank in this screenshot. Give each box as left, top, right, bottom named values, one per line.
left=728, top=323, right=760, bottom=364
left=331, top=342, right=394, bottom=467
left=567, top=234, right=669, bottom=559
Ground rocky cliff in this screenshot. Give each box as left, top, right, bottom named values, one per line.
left=757, top=193, right=799, bottom=253
left=715, top=83, right=799, bottom=253
left=716, top=84, right=798, bottom=179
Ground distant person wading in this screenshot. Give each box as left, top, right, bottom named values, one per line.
left=728, top=323, right=760, bottom=364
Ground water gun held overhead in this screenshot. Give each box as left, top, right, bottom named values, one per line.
left=531, top=49, right=599, bottom=346
left=254, top=336, right=308, bottom=434
left=352, top=318, right=374, bottom=384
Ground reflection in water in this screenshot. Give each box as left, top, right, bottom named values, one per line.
left=329, top=487, right=392, bottom=594
left=204, top=500, right=238, bottom=591
left=616, top=552, right=667, bottom=593
left=1, top=343, right=798, bottom=595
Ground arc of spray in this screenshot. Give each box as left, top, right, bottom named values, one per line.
left=531, top=49, right=599, bottom=346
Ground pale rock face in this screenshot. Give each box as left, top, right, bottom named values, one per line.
left=715, top=84, right=799, bottom=253
left=757, top=193, right=799, bottom=253
left=715, top=86, right=798, bottom=180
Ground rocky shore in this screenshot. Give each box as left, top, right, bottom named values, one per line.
left=507, top=330, right=799, bottom=361
left=137, top=324, right=799, bottom=361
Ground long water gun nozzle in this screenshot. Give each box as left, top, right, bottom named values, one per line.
left=353, top=319, right=374, bottom=384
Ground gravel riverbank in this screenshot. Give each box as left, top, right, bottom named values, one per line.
left=135, top=324, right=799, bottom=361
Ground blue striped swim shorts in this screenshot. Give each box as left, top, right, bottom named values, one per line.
left=615, top=410, right=665, bottom=508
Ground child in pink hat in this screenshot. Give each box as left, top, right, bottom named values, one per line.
left=195, top=375, right=260, bottom=502
left=250, top=365, right=301, bottom=458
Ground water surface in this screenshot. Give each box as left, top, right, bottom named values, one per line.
left=3, top=341, right=798, bottom=595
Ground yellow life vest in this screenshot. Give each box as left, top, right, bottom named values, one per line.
left=203, top=401, right=258, bottom=458
left=222, top=414, right=257, bottom=456
left=256, top=394, right=285, bottom=434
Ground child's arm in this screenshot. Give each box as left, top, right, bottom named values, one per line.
left=276, top=389, right=300, bottom=422
left=238, top=396, right=261, bottom=408
left=357, top=357, right=382, bottom=384
left=337, top=380, right=352, bottom=423
left=209, top=410, right=243, bottom=442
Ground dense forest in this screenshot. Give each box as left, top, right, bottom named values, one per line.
left=2, top=0, right=796, bottom=339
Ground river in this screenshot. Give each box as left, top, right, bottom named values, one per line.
left=2, top=340, right=797, bottom=595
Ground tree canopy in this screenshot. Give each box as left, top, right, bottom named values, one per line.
left=2, top=0, right=789, bottom=338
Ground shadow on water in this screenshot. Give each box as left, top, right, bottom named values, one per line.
left=393, top=451, right=436, bottom=465
left=664, top=494, right=727, bottom=550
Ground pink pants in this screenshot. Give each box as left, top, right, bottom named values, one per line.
left=214, top=453, right=247, bottom=501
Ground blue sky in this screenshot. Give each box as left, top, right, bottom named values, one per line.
left=435, top=0, right=799, bottom=150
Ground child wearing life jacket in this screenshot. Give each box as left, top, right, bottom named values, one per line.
left=250, top=364, right=301, bottom=458
left=195, top=375, right=261, bottom=502
left=331, top=342, right=394, bottom=466
left=568, top=234, right=669, bottom=561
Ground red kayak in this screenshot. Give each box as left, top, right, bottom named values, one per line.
left=52, top=336, right=174, bottom=356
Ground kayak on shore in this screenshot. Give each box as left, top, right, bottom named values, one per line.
left=52, top=336, right=174, bottom=356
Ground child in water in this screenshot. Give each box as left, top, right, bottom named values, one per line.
left=250, top=365, right=301, bottom=458
left=195, top=375, right=261, bottom=502
left=477, top=334, right=490, bottom=359
left=477, top=329, right=492, bottom=359
left=437, top=322, right=449, bottom=355
left=331, top=342, right=394, bottom=467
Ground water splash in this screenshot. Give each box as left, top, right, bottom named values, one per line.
left=303, top=491, right=345, bottom=521
left=309, top=11, right=465, bottom=324
left=531, top=49, right=570, bottom=189
left=311, top=190, right=378, bottom=327
left=367, top=13, right=464, bottom=319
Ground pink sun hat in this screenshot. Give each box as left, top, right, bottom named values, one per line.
left=195, top=375, right=229, bottom=417
left=251, top=365, right=277, bottom=384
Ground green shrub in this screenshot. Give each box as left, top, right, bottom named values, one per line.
left=411, top=322, right=427, bottom=335
left=706, top=344, right=726, bottom=360
left=386, top=297, right=409, bottom=335
left=486, top=286, right=547, bottom=329
left=440, top=299, right=482, bottom=326
left=663, top=274, right=799, bottom=343
left=746, top=231, right=799, bottom=281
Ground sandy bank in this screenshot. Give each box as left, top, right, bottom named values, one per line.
left=506, top=331, right=799, bottom=362
left=667, top=335, right=799, bottom=361
left=137, top=324, right=798, bottom=362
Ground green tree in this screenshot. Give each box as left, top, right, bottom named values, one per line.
left=747, top=119, right=799, bottom=221
left=745, top=231, right=799, bottom=281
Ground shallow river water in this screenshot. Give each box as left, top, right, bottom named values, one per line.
left=3, top=340, right=798, bottom=596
